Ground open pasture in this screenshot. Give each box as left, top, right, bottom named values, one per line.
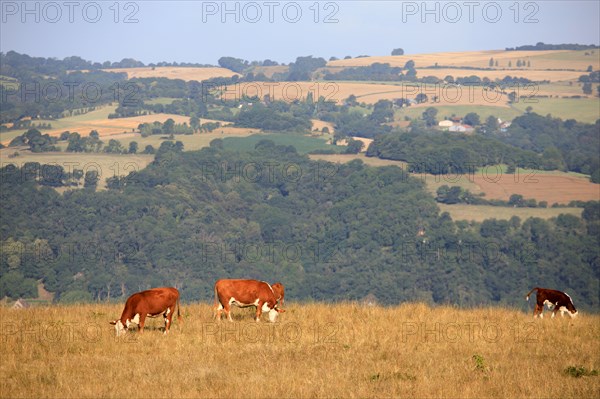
left=101, top=66, right=240, bottom=81
left=1, top=302, right=598, bottom=399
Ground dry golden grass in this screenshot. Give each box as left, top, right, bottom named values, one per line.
left=328, top=50, right=599, bottom=71
left=310, top=119, right=335, bottom=133
left=416, top=68, right=585, bottom=82
left=225, top=81, right=512, bottom=106
left=102, top=67, right=240, bottom=81
left=1, top=302, right=598, bottom=398
left=438, top=204, right=583, bottom=222
left=0, top=149, right=153, bottom=190
left=309, top=153, right=408, bottom=168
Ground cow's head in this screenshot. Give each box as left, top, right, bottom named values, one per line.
left=109, top=319, right=127, bottom=336
left=564, top=293, right=578, bottom=318
left=261, top=302, right=285, bottom=322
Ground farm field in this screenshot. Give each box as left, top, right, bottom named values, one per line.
left=0, top=106, right=249, bottom=146
left=0, top=149, right=153, bottom=190
left=101, top=66, right=240, bottom=81
left=222, top=133, right=338, bottom=154
left=438, top=204, right=583, bottom=222
left=471, top=171, right=599, bottom=205
left=306, top=155, right=598, bottom=206
left=508, top=97, right=600, bottom=123
left=227, top=81, right=513, bottom=106
left=1, top=303, right=598, bottom=399
left=328, top=50, right=599, bottom=71
left=415, top=68, right=585, bottom=82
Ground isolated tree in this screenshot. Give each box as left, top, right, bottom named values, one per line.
left=391, top=48, right=405, bottom=56
left=84, top=170, right=99, bottom=190
left=346, top=94, right=358, bottom=107
left=484, top=115, right=498, bottom=133
left=495, top=60, right=499, bottom=67
left=587, top=65, right=593, bottom=72
left=415, top=93, right=428, bottom=104
left=142, top=145, right=155, bottom=154
left=404, top=60, right=415, bottom=69
left=163, top=118, right=175, bottom=134
left=582, top=82, right=593, bottom=95
left=190, top=115, right=200, bottom=132
left=463, top=112, right=480, bottom=126
left=489, top=57, right=494, bottom=67
left=422, top=107, right=438, bottom=126
left=128, top=141, right=138, bottom=154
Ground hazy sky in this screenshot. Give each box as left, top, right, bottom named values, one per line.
left=1, top=1, right=599, bottom=64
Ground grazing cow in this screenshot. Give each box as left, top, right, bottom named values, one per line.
left=525, top=287, right=578, bottom=319
left=110, top=287, right=182, bottom=336
left=214, top=279, right=285, bottom=322
left=272, top=282, right=285, bottom=307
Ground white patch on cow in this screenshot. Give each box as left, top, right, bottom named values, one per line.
left=268, top=309, right=279, bottom=323
left=132, top=313, right=140, bottom=324
left=262, top=302, right=271, bottom=312
left=559, top=306, right=568, bottom=317
left=539, top=313, right=544, bottom=319
left=543, top=300, right=554, bottom=309
left=229, top=296, right=259, bottom=308
left=165, top=308, right=170, bottom=315
left=570, top=311, right=578, bottom=318
left=217, top=302, right=223, bottom=310
left=115, top=320, right=126, bottom=336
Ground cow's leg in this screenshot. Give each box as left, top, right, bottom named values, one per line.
left=224, top=303, right=233, bottom=322
left=552, top=307, right=559, bottom=319
left=164, top=306, right=175, bottom=334
left=255, top=302, right=263, bottom=322
left=138, top=313, right=147, bottom=333
left=215, top=302, right=222, bottom=321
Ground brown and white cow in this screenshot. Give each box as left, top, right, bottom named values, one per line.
left=272, top=282, right=285, bottom=307
left=110, top=287, right=182, bottom=335
left=525, top=287, right=578, bottom=319
left=214, top=279, right=285, bottom=322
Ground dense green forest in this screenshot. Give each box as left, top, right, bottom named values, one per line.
left=1, top=141, right=598, bottom=310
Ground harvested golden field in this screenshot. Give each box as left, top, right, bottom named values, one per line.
left=1, top=303, right=598, bottom=399
left=439, top=204, right=583, bottom=222
left=225, top=81, right=511, bottom=106
left=416, top=68, right=586, bottom=82
left=0, top=149, right=153, bottom=190
left=309, top=153, right=408, bottom=168
left=328, top=50, right=598, bottom=71
left=1, top=113, right=234, bottom=146
left=310, top=119, right=335, bottom=133
left=102, top=67, right=240, bottom=81
left=472, top=171, right=599, bottom=205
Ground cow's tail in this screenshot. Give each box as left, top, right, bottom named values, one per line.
left=213, top=284, right=219, bottom=318
left=176, top=296, right=183, bottom=323
left=525, top=287, right=539, bottom=301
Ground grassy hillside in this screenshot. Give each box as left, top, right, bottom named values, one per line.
left=1, top=303, right=598, bottom=398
